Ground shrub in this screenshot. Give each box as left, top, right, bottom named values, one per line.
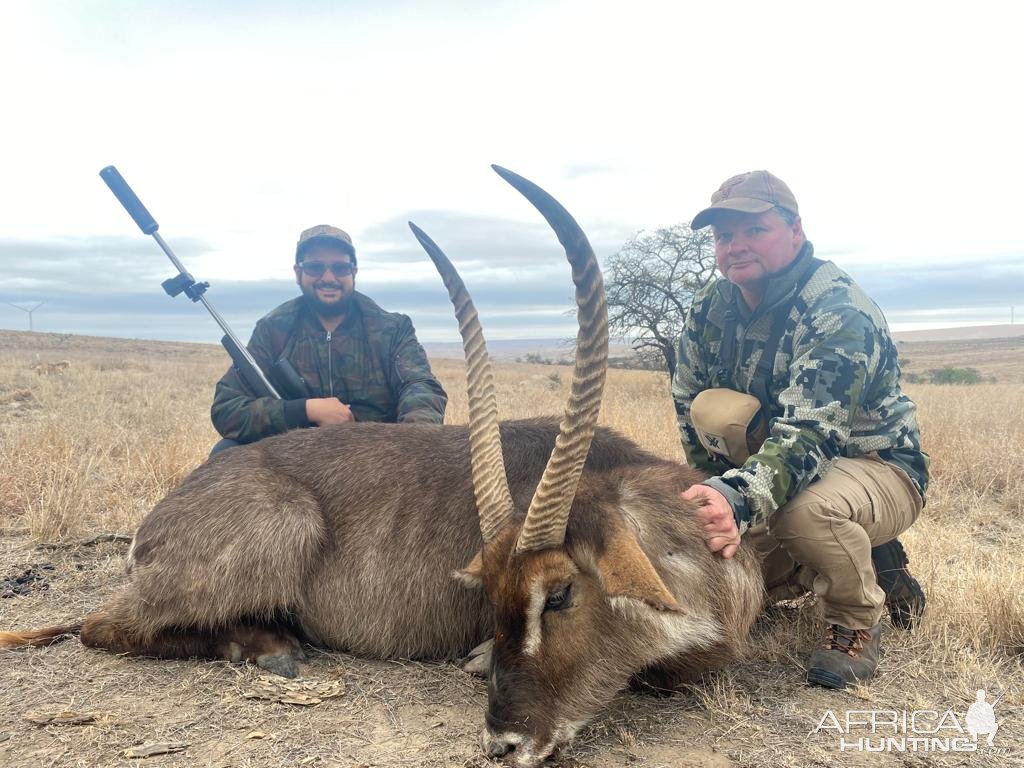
left=926, top=366, right=986, bottom=385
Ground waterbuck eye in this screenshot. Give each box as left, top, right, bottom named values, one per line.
left=544, top=584, right=572, bottom=612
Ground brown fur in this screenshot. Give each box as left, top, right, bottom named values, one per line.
left=474, top=462, right=763, bottom=761
left=24, top=419, right=669, bottom=659
left=0, top=623, right=81, bottom=648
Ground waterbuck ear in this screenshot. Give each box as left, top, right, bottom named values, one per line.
left=597, top=525, right=683, bottom=613
left=452, top=550, right=484, bottom=589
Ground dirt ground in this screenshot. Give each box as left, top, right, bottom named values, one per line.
left=5, top=536, right=994, bottom=768
left=1, top=329, right=1022, bottom=767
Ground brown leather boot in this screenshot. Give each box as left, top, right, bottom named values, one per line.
left=806, top=624, right=882, bottom=689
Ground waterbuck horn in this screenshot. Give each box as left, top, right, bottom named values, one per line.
left=408, top=221, right=516, bottom=542
left=489, top=165, right=609, bottom=554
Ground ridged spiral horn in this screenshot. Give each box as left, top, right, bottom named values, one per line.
left=408, top=221, right=515, bottom=543
left=488, top=165, right=608, bottom=554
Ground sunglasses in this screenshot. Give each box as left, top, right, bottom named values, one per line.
left=300, top=260, right=355, bottom=279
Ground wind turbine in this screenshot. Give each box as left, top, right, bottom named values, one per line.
left=5, top=300, right=48, bottom=331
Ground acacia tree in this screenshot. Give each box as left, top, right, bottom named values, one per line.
left=605, top=224, right=717, bottom=379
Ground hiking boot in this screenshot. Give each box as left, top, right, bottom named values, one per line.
left=872, top=538, right=926, bottom=630
left=806, top=623, right=882, bottom=689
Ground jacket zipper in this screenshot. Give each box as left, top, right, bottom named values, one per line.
left=326, top=331, right=333, bottom=396
left=734, top=287, right=796, bottom=388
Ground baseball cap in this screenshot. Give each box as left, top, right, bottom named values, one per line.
left=295, top=224, right=357, bottom=263
left=691, top=171, right=799, bottom=230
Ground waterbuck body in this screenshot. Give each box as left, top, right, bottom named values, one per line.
left=103, top=418, right=675, bottom=661
left=3, top=167, right=764, bottom=767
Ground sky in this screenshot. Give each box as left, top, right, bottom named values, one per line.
left=1, top=0, right=1021, bottom=343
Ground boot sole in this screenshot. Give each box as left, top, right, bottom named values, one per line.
left=806, top=668, right=849, bottom=690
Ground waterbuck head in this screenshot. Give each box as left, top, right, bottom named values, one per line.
left=410, top=167, right=700, bottom=766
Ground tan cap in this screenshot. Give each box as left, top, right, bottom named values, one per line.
left=692, top=170, right=799, bottom=230
left=295, top=224, right=356, bottom=262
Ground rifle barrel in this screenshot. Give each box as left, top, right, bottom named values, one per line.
left=100, top=166, right=282, bottom=399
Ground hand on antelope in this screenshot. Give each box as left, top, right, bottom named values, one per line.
left=681, top=484, right=741, bottom=559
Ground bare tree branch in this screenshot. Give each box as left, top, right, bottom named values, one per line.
left=606, top=224, right=716, bottom=379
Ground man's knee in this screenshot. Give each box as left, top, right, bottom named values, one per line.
left=769, top=493, right=840, bottom=542
left=772, top=458, right=920, bottom=547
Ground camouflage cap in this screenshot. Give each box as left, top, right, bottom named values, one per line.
left=692, top=170, right=799, bottom=230
left=296, top=224, right=357, bottom=263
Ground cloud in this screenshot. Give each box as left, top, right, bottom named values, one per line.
left=0, top=269, right=580, bottom=344
left=3, top=229, right=1020, bottom=347
left=562, top=162, right=615, bottom=179
left=0, top=236, right=214, bottom=298
left=359, top=210, right=635, bottom=272
left=843, top=252, right=1024, bottom=311
left=0, top=223, right=594, bottom=343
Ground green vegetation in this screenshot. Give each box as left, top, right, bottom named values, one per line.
left=926, top=366, right=987, bottom=385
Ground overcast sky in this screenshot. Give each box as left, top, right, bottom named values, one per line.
left=1, top=1, right=1021, bottom=342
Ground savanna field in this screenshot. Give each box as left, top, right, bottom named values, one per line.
left=1, top=329, right=1022, bottom=767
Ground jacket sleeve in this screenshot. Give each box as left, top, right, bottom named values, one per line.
left=716, top=301, right=879, bottom=529
left=671, top=302, right=725, bottom=476
left=210, top=321, right=311, bottom=442
left=389, top=316, right=448, bottom=424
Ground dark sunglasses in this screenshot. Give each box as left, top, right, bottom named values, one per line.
left=300, top=260, right=355, bottom=279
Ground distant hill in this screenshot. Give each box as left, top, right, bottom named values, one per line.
left=0, top=329, right=642, bottom=367
left=426, top=325, right=1024, bottom=360
left=5, top=325, right=1022, bottom=364
left=423, top=337, right=638, bottom=361
left=892, top=323, right=1024, bottom=342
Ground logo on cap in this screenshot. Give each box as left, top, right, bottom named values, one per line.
left=713, top=173, right=751, bottom=203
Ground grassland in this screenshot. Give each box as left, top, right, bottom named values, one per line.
left=1, top=329, right=1022, bottom=767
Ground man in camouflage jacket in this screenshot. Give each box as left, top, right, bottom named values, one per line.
left=672, top=171, right=928, bottom=689
left=211, top=225, right=447, bottom=451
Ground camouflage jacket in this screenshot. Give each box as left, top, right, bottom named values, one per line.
left=212, top=292, right=447, bottom=442
left=671, top=243, right=929, bottom=533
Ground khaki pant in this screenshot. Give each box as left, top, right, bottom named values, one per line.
left=744, top=455, right=923, bottom=629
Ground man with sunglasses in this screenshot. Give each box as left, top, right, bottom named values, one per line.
left=210, top=225, right=447, bottom=452
left=672, top=171, right=928, bottom=690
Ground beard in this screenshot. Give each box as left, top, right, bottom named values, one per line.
left=302, top=283, right=354, bottom=319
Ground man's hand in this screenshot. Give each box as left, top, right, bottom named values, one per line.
left=681, top=484, right=741, bottom=559
left=305, top=397, right=355, bottom=426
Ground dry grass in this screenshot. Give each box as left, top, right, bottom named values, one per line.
left=897, top=335, right=1024, bottom=383
left=1, top=329, right=1022, bottom=767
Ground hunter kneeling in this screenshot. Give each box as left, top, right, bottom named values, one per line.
left=210, top=224, right=447, bottom=454
left=674, top=170, right=928, bottom=690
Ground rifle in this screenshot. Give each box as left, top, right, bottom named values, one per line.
left=99, top=166, right=308, bottom=400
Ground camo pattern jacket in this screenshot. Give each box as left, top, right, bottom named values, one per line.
left=212, top=293, right=447, bottom=442
left=672, top=244, right=929, bottom=533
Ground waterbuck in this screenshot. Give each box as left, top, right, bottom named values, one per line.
left=2, top=167, right=763, bottom=766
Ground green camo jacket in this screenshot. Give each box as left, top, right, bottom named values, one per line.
left=211, top=292, right=447, bottom=442
left=671, top=243, right=929, bottom=533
